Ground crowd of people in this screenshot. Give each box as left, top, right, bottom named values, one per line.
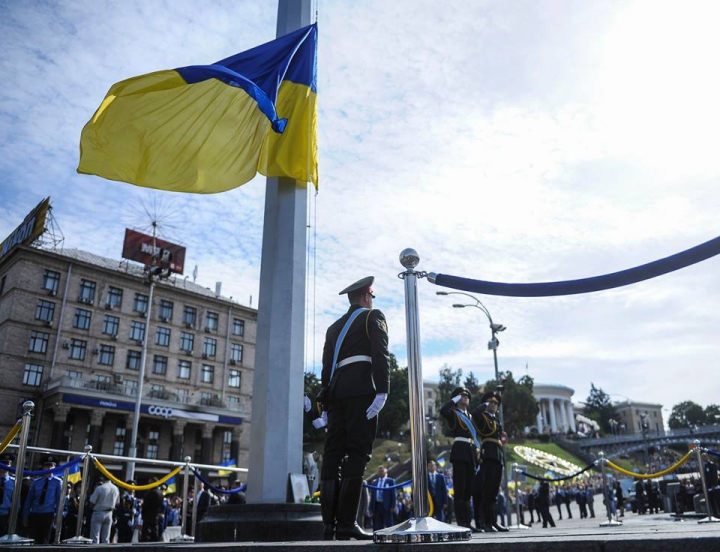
left=0, top=452, right=245, bottom=544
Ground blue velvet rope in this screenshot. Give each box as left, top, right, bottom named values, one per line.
left=432, top=235, right=720, bottom=297
left=519, top=463, right=595, bottom=482
left=364, top=479, right=412, bottom=491
left=0, top=455, right=84, bottom=476
left=192, top=468, right=246, bottom=494
left=707, top=449, right=720, bottom=458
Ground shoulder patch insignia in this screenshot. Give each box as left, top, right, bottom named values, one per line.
left=378, top=320, right=388, bottom=334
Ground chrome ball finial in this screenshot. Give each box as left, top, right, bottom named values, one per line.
left=84, top=444, right=93, bottom=453
left=399, top=248, right=420, bottom=269
left=22, top=401, right=34, bottom=414
left=184, top=456, right=192, bottom=463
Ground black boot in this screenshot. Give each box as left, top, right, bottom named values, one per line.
left=335, top=478, right=373, bottom=541
left=320, top=480, right=339, bottom=540
left=465, top=501, right=480, bottom=532
left=454, top=499, right=466, bottom=527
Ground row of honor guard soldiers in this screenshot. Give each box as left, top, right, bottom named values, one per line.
left=440, top=386, right=508, bottom=533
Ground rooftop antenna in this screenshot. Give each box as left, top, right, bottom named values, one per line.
left=35, top=201, right=65, bottom=251
left=193, top=265, right=198, bottom=283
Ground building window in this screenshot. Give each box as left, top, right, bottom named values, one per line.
left=67, top=370, right=82, bottom=380
left=227, top=396, right=240, bottom=406
left=203, top=337, right=217, bottom=358
left=183, top=306, right=197, bottom=327
left=35, top=300, right=55, bottom=323
left=200, top=391, right=213, bottom=405
left=232, top=318, right=244, bottom=337
left=177, top=360, right=192, bottom=380
left=228, top=369, right=241, bottom=389
left=206, top=311, right=219, bottom=331
left=221, top=430, right=232, bottom=463
left=43, top=269, right=60, bottom=294
left=201, top=365, right=214, bottom=384
left=149, top=384, right=166, bottom=399
left=134, top=293, right=148, bottom=314
left=230, top=344, right=243, bottom=363
left=99, top=344, right=115, bottom=366
left=73, top=308, right=92, bottom=330
left=146, top=444, right=159, bottom=460
left=156, top=327, right=171, bottom=347
left=159, top=300, right=174, bottom=321
left=106, top=286, right=123, bottom=308
left=129, top=321, right=145, bottom=342
left=153, top=355, right=168, bottom=375
left=177, top=388, right=190, bottom=403
left=124, top=379, right=138, bottom=396
left=96, top=374, right=112, bottom=389
left=29, top=331, right=49, bottom=354
left=113, top=430, right=126, bottom=456
left=126, top=350, right=142, bottom=370
left=103, top=315, right=120, bottom=336
left=180, top=332, right=194, bottom=352
left=147, top=427, right=160, bottom=459
left=69, top=339, right=87, bottom=360
left=23, top=364, right=44, bottom=387
left=79, top=279, right=96, bottom=304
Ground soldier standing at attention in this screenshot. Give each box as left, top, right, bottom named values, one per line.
left=318, top=276, right=390, bottom=541
left=22, top=458, right=63, bottom=544
left=473, top=390, right=509, bottom=532
left=439, top=387, right=479, bottom=531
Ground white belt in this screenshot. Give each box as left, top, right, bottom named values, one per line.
left=337, top=355, right=372, bottom=368
left=454, top=437, right=472, bottom=444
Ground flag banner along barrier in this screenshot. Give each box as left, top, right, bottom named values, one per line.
left=93, top=457, right=181, bottom=491
left=0, top=422, right=21, bottom=455
left=192, top=468, right=246, bottom=494
left=0, top=455, right=84, bottom=477
left=78, top=24, right=318, bottom=193
left=605, top=450, right=694, bottom=479
left=431, top=235, right=720, bottom=297
left=518, top=462, right=596, bottom=482
left=707, top=449, right=720, bottom=458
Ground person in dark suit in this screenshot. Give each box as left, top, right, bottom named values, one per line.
left=140, top=480, right=163, bottom=542
left=703, top=453, right=720, bottom=517
left=196, top=481, right=217, bottom=523
left=634, top=479, right=646, bottom=514
left=473, top=390, right=508, bottom=533
left=439, top=387, right=478, bottom=531
left=427, top=460, right=447, bottom=522
left=318, top=276, right=390, bottom=541
left=369, top=466, right=396, bottom=530
left=22, top=458, right=63, bottom=544
left=0, top=454, right=15, bottom=537
left=614, top=481, right=625, bottom=517
left=527, top=487, right=536, bottom=524
left=538, top=481, right=556, bottom=528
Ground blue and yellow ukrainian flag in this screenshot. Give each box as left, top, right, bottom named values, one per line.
left=218, top=459, right=237, bottom=476
left=67, top=462, right=81, bottom=484
left=164, top=475, right=177, bottom=495
left=78, top=24, right=318, bottom=193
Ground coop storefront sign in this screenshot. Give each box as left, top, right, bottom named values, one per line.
left=62, top=394, right=243, bottom=425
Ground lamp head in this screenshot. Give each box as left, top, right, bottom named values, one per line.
left=452, top=304, right=466, bottom=309
left=490, top=323, right=506, bottom=332
left=436, top=291, right=448, bottom=296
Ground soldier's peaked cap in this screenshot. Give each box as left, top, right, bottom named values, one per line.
left=339, top=276, right=374, bottom=295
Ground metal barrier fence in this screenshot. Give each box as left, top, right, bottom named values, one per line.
left=0, top=401, right=247, bottom=545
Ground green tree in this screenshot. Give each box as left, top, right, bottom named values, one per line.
left=668, top=401, right=707, bottom=429
left=482, top=371, right=539, bottom=437
left=705, top=404, right=720, bottom=425
left=464, top=371, right=482, bottom=411
left=436, top=365, right=463, bottom=409
left=377, top=353, right=410, bottom=437
left=584, top=384, right=618, bottom=434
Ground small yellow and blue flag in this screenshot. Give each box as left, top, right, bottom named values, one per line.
left=164, top=475, right=177, bottom=495
left=218, top=458, right=237, bottom=477
left=67, top=462, right=81, bottom=484
left=78, top=24, right=318, bottom=193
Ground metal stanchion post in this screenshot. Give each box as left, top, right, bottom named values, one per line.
left=63, top=445, right=93, bottom=544
left=0, top=402, right=35, bottom=545
left=374, top=249, right=471, bottom=543
left=598, top=452, right=622, bottom=527
left=191, top=470, right=200, bottom=539
left=171, top=456, right=195, bottom=542
left=509, top=463, right=529, bottom=530
left=694, top=440, right=720, bottom=523
left=54, top=456, right=72, bottom=544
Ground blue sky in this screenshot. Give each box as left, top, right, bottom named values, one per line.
left=2, top=0, right=720, bottom=415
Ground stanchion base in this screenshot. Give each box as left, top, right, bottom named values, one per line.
left=374, top=516, right=471, bottom=544
left=170, top=534, right=196, bottom=542
left=61, top=536, right=93, bottom=544
left=508, top=524, right=531, bottom=530
left=599, top=519, right=623, bottom=527
left=0, top=534, right=34, bottom=545
left=698, top=516, right=720, bottom=524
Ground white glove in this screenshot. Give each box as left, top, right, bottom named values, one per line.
left=452, top=395, right=462, bottom=404
left=312, top=411, right=328, bottom=429
left=366, top=393, right=388, bottom=419
left=303, top=396, right=312, bottom=413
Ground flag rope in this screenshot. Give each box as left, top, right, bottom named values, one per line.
left=93, top=457, right=181, bottom=490
left=0, top=455, right=84, bottom=476
left=192, top=468, right=246, bottom=494
left=0, top=422, right=21, bottom=455
left=605, top=451, right=693, bottom=479
left=518, top=462, right=596, bottom=482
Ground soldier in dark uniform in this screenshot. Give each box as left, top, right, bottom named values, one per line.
left=439, top=387, right=478, bottom=531
left=115, top=484, right=137, bottom=543
left=318, top=276, right=390, bottom=541
left=702, top=453, right=720, bottom=517
left=473, top=390, right=508, bottom=532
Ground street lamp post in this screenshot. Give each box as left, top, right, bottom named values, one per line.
left=436, top=290, right=510, bottom=521
left=640, top=413, right=650, bottom=467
